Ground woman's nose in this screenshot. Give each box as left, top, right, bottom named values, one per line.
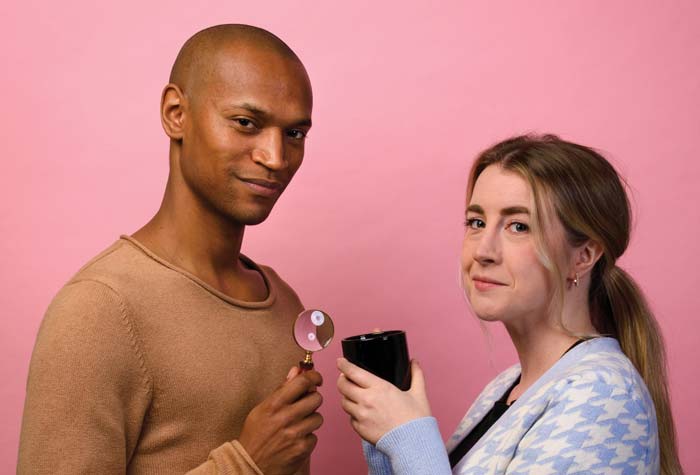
left=473, top=228, right=500, bottom=265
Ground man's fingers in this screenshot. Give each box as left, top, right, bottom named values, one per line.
left=276, top=370, right=323, bottom=404
left=297, top=411, right=324, bottom=435
left=287, top=366, right=301, bottom=381
left=302, top=369, right=323, bottom=387
left=303, top=433, right=318, bottom=453
left=288, top=389, right=323, bottom=419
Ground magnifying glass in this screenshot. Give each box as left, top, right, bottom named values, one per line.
left=293, top=309, right=334, bottom=371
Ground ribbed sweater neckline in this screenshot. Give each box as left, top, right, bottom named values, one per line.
left=119, top=234, right=277, bottom=310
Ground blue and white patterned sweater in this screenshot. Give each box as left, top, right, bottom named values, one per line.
left=362, top=337, right=659, bottom=474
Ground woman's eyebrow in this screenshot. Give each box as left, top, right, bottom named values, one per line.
left=466, top=204, right=484, bottom=214
left=501, top=206, right=530, bottom=216
left=466, top=204, right=530, bottom=216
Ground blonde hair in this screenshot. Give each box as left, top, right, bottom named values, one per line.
left=466, top=134, right=681, bottom=475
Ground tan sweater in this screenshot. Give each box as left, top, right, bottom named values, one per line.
left=18, top=236, right=307, bottom=474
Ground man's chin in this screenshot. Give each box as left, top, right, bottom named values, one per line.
left=240, top=215, right=270, bottom=226
left=230, top=208, right=274, bottom=226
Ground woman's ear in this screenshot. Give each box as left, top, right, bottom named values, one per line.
left=573, top=240, right=604, bottom=278
left=160, top=83, right=186, bottom=140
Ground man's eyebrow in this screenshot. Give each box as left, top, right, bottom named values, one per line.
left=466, top=204, right=530, bottom=216
left=293, top=117, right=312, bottom=128
left=227, top=102, right=268, bottom=116
left=225, top=102, right=312, bottom=128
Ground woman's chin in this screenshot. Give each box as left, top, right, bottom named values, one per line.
left=476, top=314, right=501, bottom=323
left=467, top=296, right=504, bottom=321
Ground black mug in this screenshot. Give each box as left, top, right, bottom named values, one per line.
left=341, top=330, right=411, bottom=391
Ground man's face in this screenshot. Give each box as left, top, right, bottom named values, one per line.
left=179, top=45, right=313, bottom=225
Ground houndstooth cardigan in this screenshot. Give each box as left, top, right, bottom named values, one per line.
left=362, top=337, right=660, bottom=475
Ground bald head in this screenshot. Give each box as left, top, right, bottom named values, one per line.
left=169, top=24, right=308, bottom=101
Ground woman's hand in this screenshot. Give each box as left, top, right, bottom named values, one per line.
left=336, top=358, right=432, bottom=445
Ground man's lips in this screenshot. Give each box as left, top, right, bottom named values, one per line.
left=239, top=178, right=283, bottom=197
left=471, top=275, right=507, bottom=291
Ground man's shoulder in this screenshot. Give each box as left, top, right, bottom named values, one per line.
left=68, top=236, right=161, bottom=289
left=41, top=238, right=149, bottom=320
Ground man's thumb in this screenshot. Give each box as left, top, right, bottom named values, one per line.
left=286, top=365, right=301, bottom=381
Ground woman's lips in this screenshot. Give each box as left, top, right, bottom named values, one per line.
left=472, top=276, right=506, bottom=291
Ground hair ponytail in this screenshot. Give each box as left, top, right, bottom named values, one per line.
left=594, top=264, right=682, bottom=475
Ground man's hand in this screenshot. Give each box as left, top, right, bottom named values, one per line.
left=238, top=367, right=323, bottom=475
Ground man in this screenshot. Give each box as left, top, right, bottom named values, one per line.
left=18, top=24, right=323, bottom=474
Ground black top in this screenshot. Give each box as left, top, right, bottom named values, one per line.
left=448, top=339, right=587, bottom=468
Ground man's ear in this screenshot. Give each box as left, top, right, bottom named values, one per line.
left=160, top=83, right=186, bottom=140
left=573, top=240, right=604, bottom=278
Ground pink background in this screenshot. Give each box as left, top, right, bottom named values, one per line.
left=2, top=1, right=698, bottom=472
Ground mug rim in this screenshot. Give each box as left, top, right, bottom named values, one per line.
left=341, top=330, right=405, bottom=343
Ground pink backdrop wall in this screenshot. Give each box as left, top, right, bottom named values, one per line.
left=2, top=1, right=698, bottom=472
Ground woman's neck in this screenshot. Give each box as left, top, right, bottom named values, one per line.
left=505, top=291, right=598, bottom=400
left=503, top=319, right=589, bottom=404
left=508, top=325, right=578, bottom=386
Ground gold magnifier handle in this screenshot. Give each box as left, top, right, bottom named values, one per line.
left=299, top=351, right=314, bottom=371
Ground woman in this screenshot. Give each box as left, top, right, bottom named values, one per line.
left=337, top=135, right=681, bottom=474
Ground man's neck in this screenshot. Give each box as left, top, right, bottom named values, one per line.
left=132, top=186, right=268, bottom=302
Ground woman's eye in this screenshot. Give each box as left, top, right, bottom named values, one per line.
left=508, top=222, right=529, bottom=233
left=465, top=218, right=485, bottom=229
left=287, top=129, right=307, bottom=140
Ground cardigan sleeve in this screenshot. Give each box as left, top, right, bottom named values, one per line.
left=371, top=417, right=452, bottom=475
left=363, top=440, right=393, bottom=474
left=503, top=374, right=657, bottom=475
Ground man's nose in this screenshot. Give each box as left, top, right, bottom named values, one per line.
left=251, top=129, right=286, bottom=170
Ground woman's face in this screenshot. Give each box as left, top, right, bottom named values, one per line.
left=461, top=165, right=565, bottom=326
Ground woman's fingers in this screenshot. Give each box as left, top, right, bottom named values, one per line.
left=409, top=359, right=426, bottom=396
left=337, top=373, right=368, bottom=404
left=339, top=394, right=360, bottom=417
left=336, top=358, right=384, bottom=389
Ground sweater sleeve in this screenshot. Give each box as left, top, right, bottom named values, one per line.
left=18, top=280, right=152, bottom=474
left=363, top=439, right=393, bottom=474
left=184, top=441, right=312, bottom=475
left=503, top=376, right=657, bottom=475
left=374, top=417, right=452, bottom=475
left=184, top=441, right=264, bottom=474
